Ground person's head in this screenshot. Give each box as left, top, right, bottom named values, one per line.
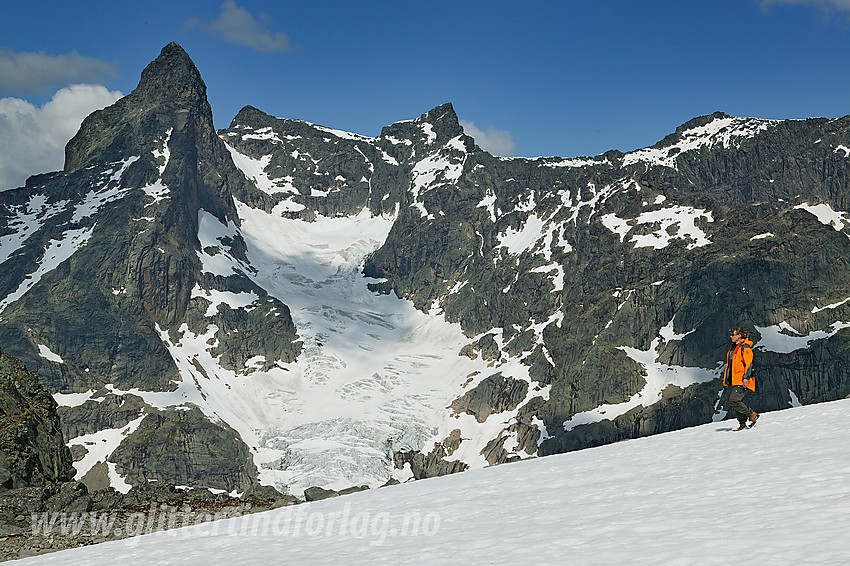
left=729, top=326, right=748, bottom=344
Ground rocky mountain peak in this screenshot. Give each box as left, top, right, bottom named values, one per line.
left=376, top=102, right=468, bottom=153
left=134, top=42, right=207, bottom=106
left=64, top=42, right=214, bottom=174
left=652, top=111, right=737, bottom=149
left=228, top=105, right=273, bottom=129
left=419, top=102, right=460, bottom=124
left=675, top=111, right=732, bottom=133
left=62, top=42, right=241, bottom=228
left=416, top=102, right=464, bottom=139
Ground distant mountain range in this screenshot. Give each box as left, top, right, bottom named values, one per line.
left=1, top=42, right=849, bottom=498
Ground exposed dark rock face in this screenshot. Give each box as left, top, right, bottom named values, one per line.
left=0, top=348, right=74, bottom=488
left=109, top=407, right=258, bottom=492
left=58, top=393, right=148, bottom=441
left=303, top=486, right=339, bottom=501
left=220, top=102, right=469, bottom=222
left=393, top=431, right=470, bottom=481
left=1, top=42, right=300, bottom=392
left=0, top=43, right=298, bottom=494
left=451, top=373, right=529, bottom=423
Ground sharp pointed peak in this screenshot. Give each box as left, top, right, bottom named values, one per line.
left=135, top=42, right=205, bottom=100
left=418, top=102, right=459, bottom=125
left=64, top=42, right=213, bottom=171
left=229, top=105, right=274, bottom=127
left=411, top=102, right=464, bottom=140
left=162, top=41, right=189, bottom=55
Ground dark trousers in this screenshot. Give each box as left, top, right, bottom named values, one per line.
left=729, top=385, right=752, bottom=423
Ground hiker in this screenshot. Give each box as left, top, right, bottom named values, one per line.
left=723, top=327, right=759, bottom=431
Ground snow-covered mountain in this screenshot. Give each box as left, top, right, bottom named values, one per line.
left=2, top=42, right=850, bottom=498
left=14, top=399, right=850, bottom=565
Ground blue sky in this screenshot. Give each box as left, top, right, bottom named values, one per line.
left=2, top=0, right=850, bottom=189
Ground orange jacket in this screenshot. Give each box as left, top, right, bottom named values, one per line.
left=723, top=338, right=755, bottom=391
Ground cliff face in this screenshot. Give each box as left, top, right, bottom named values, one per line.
left=0, top=348, right=74, bottom=488
left=0, top=43, right=298, bottom=494
left=2, top=43, right=849, bottom=494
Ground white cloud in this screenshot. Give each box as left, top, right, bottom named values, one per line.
left=186, top=1, right=294, bottom=53
left=0, top=50, right=117, bottom=95
left=460, top=120, right=517, bottom=157
left=0, top=84, right=123, bottom=191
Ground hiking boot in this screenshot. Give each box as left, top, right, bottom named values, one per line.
left=749, top=412, right=759, bottom=425
left=734, top=422, right=747, bottom=431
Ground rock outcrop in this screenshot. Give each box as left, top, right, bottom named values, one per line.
left=0, top=348, right=74, bottom=488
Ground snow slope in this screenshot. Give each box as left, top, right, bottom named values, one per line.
left=19, top=399, right=850, bottom=565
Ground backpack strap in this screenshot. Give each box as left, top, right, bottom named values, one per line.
left=740, top=344, right=753, bottom=380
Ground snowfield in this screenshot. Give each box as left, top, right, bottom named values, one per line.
left=18, top=398, right=850, bottom=565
